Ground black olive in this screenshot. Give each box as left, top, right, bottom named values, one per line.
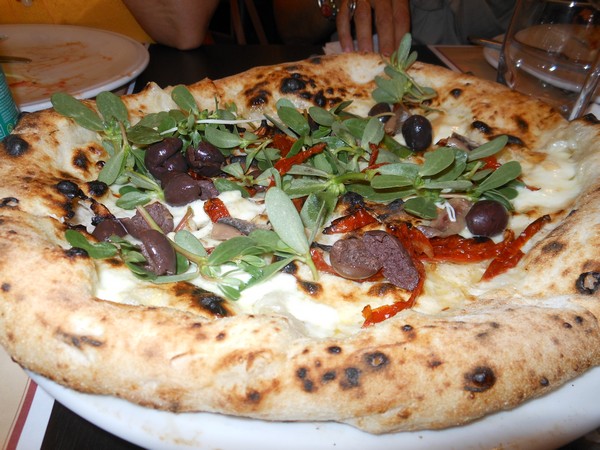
left=3, top=135, right=29, bottom=156
left=138, top=229, right=177, bottom=276
left=368, top=102, right=392, bottom=122
left=186, top=141, right=225, bottom=177
left=92, top=218, right=127, bottom=241
left=162, top=173, right=203, bottom=206
left=329, top=237, right=381, bottom=280
left=466, top=200, right=509, bottom=237
left=144, top=137, right=188, bottom=181
left=401, top=115, right=432, bottom=152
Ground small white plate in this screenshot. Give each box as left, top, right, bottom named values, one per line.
left=29, top=366, right=600, bottom=450
left=0, top=24, right=149, bottom=112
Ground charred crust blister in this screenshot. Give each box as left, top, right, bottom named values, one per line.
left=341, top=367, right=361, bottom=389
left=327, top=345, right=342, bottom=354
left=471, top=121, right=492, bottom=135
left=298, top=280, right=322, bottom=296
left=86, top=180, right=109, bottom=198
left=363, top=351, right=389, bottom=370
left=246, top=390, right=261, bottom=403
left=576, top=272, right=600, bottom=295
left=0, top=197, right=19, bottom=208
left=1, top=282, right=10, bottom=292
left=464, top=366, right=496, bottom=393
left=56, top=180, right=84, bottom=199
left=65, top=247, right=89, bottom=258
left=2, top=135, right=29, bottom=157
left=72, top=150, right=90, bottom=169
left=450, top=88, right=463, bottom=98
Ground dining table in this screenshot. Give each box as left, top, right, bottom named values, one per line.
left=1, top=41, right=599, bottom=450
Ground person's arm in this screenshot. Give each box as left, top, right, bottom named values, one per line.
left=123, top=0, right=220, bottom=50
left=336, top=0, right=410, bottom=55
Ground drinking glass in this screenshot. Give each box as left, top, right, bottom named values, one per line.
left=497, top=0, right=599, bottom=120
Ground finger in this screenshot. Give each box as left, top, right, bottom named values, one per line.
left=391, top=0, right=411, bottom=49
left=354, top=0, right=374, bottom=52
left=371, top=0, right=395, bottom=56
left=336, top=0, right=355, bottom=52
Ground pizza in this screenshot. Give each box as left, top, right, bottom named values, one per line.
left=0, top=36, right=599, bottom=435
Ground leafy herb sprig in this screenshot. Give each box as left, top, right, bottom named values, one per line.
left=55, top=34, right=522, bottom=301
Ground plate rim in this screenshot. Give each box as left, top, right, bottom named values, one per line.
left=0, top=23, right=149, bottom=112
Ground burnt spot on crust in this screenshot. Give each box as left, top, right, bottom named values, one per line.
left=173, top=284, right=232, bottom=317
left=281, top=259, right=298, bottom=274
left=0, top=197, right=19, bottom=208
left=281, top=73, right=307, bottom=93
left=341, top=367, right=361, bottom=389
left=540, top=377, right=550, bottom=386
left=514, top=116, right=529, bottom=133
left=2, top=135, right=29, bottom=157
left=450, top=88, right=463, bottom=98
left=249, top=89, right=269, bottom=107
left=363, top=351, right=389, bottom=370
left=65, top=247, right=89, bottom=258
left=215, top=331, right=226, bottom=341
left=57, top=329, right=104, bottom=349
left=428, top=359, right=443, bottom=369
left=72, top=149, right=90, bottom=170
left=581, top=113, right=599, bottom=124
left=327, top=345, right=342, bottom=354
left=322, top=371, right=336, bottom=383
left=56, top=180, right=84, bottom=199
left=541, top=240, right=565, bottom=255
left=464, top=366, right=496, bottom=393
left=246, top=390, right=261, bottom=403
left=296, top=367, right=315, bottom=392
left=576, top=272, right=600, bottom=295
left=1, top=282, right=10, bottom=292
left=472, top=120, right=492, bottom=135
left=367, top=283, right=399, bottom=297
left=298, top=280, right=321, bottom=296
left=86, top=180, right=109, bottom=198
left=504, top=134, right=525, bottom=146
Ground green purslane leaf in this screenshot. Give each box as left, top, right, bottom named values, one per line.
left=51, top=92, right=104, bottom=131
left=419, top=147, right=456, bottom=177
left=171, top=85, right=199, bottom=113
left=96, top=91, right=129, bottom=123
left=65, top=230, right=117, bottom=259
left=476, top=160, right=522, bottom=193
left=265, top=187, right=310, bottom=255
left=278, top=105, right=310, bottom=137
left=97, top=149, right=126, bottom=185
left=468, top=135, right=509, bottom=161
left=205, top=125, right=243, bottom=149
left=403, top=197, right=438, bottom=219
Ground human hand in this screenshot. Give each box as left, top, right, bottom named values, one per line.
left=336, top=0, right=410, bottom=56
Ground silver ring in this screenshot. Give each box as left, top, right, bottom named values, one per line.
left=348, top=0, right=357, bottom=17
left=317, top=0, right=357, bottom=20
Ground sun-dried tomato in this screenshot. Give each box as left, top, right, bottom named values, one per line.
left=428, top=233, right=512, bottom=262
left=323, top=207, right=377, bottom=234
left=271, top=133, right=296, bottom=158
left=481, top=215, right=550, bottom=280
left=203, top=198, right=230, bottom=222
left=273, top=142, right=326, bottom=176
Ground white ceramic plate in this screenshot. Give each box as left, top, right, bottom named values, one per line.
left=0, top=24, right=149, bottom=112
left=29, top=366, right=600, bottom=450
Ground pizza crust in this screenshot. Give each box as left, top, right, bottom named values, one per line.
left=0, top=53, right=599, bottom=434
